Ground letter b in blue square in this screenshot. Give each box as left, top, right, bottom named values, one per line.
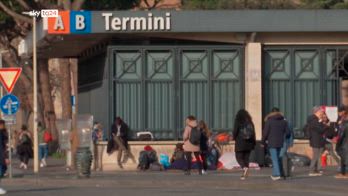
left=70, top=11, right=91, bottom=34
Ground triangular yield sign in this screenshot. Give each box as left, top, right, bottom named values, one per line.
left=0, top=68, right=22, bottom=93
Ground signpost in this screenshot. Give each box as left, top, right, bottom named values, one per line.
left=0, top=94, right=20, bottom=179
left=0, top=68, right=22, bottom=94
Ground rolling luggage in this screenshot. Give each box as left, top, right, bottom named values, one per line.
left=282, top=153, right=293, bottom=178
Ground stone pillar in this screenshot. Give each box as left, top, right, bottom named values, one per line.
left=341, top=80, right=348, bottom=106
left=245, top=43, right=262, bottom=140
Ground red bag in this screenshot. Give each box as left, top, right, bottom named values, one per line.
left=215, top=133, right=230, bottom=144
left=44, top=131, right=53, bottom=143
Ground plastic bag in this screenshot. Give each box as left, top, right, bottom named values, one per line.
left=159, top=154, right=170, bottom=169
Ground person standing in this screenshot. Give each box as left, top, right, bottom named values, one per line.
left=183, top=116, right=202, bottom=175
left=198, top=120, right=211, bottom=175
left=335, top=107, right=348, bottom=179
left=17, top=125, right=33, bottom=170
left=233, top=109, right=256, bottom=180
left=92, top=122, right=104, bottom=171
left=266, top=108, right=294, bottom=158
left=111, top=117, right=135, bottom=169
left=262, top=110, right=290, bottom=181
left=321, top=113, right=340, bottom=167
left=38, top=122, right=51, bottom=168
left=0, top=120, right=8, bottom=194
left=306, top=106, right=326, bottom=176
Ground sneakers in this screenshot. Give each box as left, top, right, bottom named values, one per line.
left=19, top=162, right=24, bottom=169
left=309, top=172, right=322, bottom=177
left=42, top=159, right=47, bottom=167
left=201, top=170, right=207, bottom=175
left=335, top=173, right=348, bottom=179
left=0, top=188, right=6, bottom=195
left=240, top=168, right=249, bottom=180
left=40, top=159, right=47, bottom=168
left=271, top=176, right=281, bottom=181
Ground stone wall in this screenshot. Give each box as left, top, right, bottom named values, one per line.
left=94, top=140, right=339, bottom=171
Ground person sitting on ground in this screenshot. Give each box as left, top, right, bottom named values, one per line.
left=138, top=145, right=161, bottom=171
left=170, top=143, right=185, bottom=163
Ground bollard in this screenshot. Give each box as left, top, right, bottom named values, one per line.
left=75, top=147, right=93, bottom=178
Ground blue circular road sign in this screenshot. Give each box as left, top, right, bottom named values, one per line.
left=0, top=94, right=20, bottom=115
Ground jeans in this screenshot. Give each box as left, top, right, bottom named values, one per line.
left=39, top=144, right=48, bottom=160
left=269, top=147, right=283, bottom=177
left=310, top=147, right=324, bottom=173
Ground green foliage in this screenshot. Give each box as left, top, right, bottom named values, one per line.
left=51, top=151, right=66, bottom=160
left=300, top=0, right=344, bottom=8
left=182, top=0, right=348, bottom=9
left=182, top=0, right=296, bottom=9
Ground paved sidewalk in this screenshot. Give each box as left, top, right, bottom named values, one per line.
left=1, top=158, right=348, bottom=196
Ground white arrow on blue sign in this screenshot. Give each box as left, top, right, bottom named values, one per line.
left=0, top=94, right=20, bottom=115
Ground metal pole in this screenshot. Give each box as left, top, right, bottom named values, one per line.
left=33, top=16, right=39, bottom=173
left=8, top=124, right=12, bottom=178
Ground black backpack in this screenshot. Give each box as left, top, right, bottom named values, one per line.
left=189, top=127, right=201, bottom=145
left=240, top=123, right=255, bottom=140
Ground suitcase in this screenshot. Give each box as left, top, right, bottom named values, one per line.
left=282, top=153, right=293, bottom=178
left=254, top=141, right=266, bottom=167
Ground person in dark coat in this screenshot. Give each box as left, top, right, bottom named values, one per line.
left=306, top=106, right=326, bottom=176
left=262, top=111, right=290, bottom=181
left=198, top=120, right=211, bottom=174
left=111, top=117, right=136, bottom=169
left=233, top=109, right=256, bottom=180
left=0, top=120, right=8, bottom=194
left=335, top=108, right=348, bottom=179
left=17, top=125, right=33, bottom=170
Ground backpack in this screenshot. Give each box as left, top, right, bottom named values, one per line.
left=240, top=123, right=255, bottom=140
left=189, top=127, right=201, bottom=145
left=44, top=131, right=53, bottom=143
left=303, top=123, right=311, bottom=139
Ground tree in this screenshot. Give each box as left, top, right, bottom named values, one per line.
left=182, top=0, right=296, bottom=9
left=182, top=0, right=348, bottom=9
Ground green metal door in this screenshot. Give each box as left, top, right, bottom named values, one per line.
left=179, top=49, right=243, bottom=132
left=111, top=46, right=243, bottom=140
left=263, top=46, right=348, bottom=138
